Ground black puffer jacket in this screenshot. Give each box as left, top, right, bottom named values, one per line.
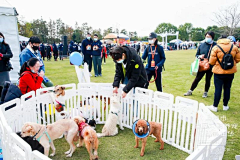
left=0, top=43, right=13, bottom=72
left=113, top=46, right=148, bottom=93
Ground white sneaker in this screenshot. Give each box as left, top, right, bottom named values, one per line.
left=206, top=105, right=218, bottom=112
left=223, top=106, right=229, bottom=111
left=89, top=72, right=92, bottom=77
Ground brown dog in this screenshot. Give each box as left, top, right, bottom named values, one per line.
left=134, top=119, right=164, bottom=157
left=51, top=85, right=66, bottom=112
left=74, top=116, right=99, bottom=160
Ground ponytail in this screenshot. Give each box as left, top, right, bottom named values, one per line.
left=19, top=58, right=39, bottom=75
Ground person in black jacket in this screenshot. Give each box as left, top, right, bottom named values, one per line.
left=39, top=43, right=46, bottom=61
left=110, top=46, right=148, bottom=98
left=52, top=42, right=58, bottom=61
left=0, top=32, right=13, bottom=96
left=184, top=31, right=216, bottom=98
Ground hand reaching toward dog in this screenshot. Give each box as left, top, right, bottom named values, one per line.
left=113, top=87, right=118, bottom=94
left=122, top=91, right=127, bottom=98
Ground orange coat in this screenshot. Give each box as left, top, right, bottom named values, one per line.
left=209, top=39, right=240, bottom=74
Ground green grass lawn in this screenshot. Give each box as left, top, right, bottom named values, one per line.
left=44, top=49, right=239, bottom=160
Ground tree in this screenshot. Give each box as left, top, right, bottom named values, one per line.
left=80, top=23, right=93, bottom=38
left=56, top=18, right=65, bottom=41
left=92, top=28, right=103, bottom=39
left=103, top=27, right=114, bottom=37
left=178, top=23, right=193, bottom=41
left=213, top=3, right=240, bottom=35
left=120, top=29, right=128, bottom=35
left=191, top=27, right=205, bottom=41
left=206, top=25, right=221, bottom=41
left=65, top=25, right=74, bottom=42
left=155, top=23, right=178, bottom=42
left=31, top=18, right=48, bottom=42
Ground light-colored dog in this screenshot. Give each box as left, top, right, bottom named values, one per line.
left=97, top=93, right=124, bottom=137
left=74, top=116, right=99, bottom=160
left=50, top=85, right=66, bottom=113
left=21, top=119, right=78, bottom=157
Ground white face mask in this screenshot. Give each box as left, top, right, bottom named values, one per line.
left=148, top=40, right=154, bottom=44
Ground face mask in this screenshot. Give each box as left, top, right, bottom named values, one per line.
left=117, top=59, right=124, bottom=63
left=205, top=38, right=212, bottom=43
left=32, top=45, right=39, bottom=51
left=148, top=40, right=154, bottom=44
left=94, top=38, right=98, bottom=41
left=87, top=37, right=90, bottom=40
left=31, top=69, right=35, bottom=73
left=0, top=38, right=3, bottom=43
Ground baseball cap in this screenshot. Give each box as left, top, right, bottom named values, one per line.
left=148, top=32, right=157, bottom=39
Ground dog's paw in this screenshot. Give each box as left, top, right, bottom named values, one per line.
left=120, top=127, right=124, bottom=130
left=134, top=145, right=138, bottom=148
left=65, top=150, right=71, bottom=155
left=154, top=139, right=159, bottom=142
left=50, top=153, right=55, bottom=157
left=140, top=153, right=144, bottom=157
left=66, top=154, right=72, bottom=158
left=160, top=147, right=164, bottom=150
left=76, top=143, right=83, bottom=148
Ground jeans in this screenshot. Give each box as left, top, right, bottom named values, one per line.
left=92, top=56, right=102, bottom=76
left=59, top=51, right=63, bottom=60
left=213, top=74, right=234, bottom=107
left=190, top=69, right=213, bottom=92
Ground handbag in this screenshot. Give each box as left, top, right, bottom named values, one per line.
left=198, top=44, right=212, bottom=72
left=6, top=61, right=13, bottom=71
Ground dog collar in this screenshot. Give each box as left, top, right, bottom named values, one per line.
left=132, top=120, right=150, bottom=138
left=33, top=127, right=42, bottom=140
left=55, top=100, right=65, bottom=111
left=111, top=111, right=118, bottom=116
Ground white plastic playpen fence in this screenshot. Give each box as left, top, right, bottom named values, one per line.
left=0, top=83, right=227, bottom=160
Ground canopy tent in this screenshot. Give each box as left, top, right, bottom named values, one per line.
left=104, top=33, right=129, bottom=39
left=19, top=35, right=29, bottom=42
left=169, top=39, right=182, bottom=44
left=0, top=5, right=20, bottom=83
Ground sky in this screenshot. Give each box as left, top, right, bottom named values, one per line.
left=1, top=0, right=240, bottom=37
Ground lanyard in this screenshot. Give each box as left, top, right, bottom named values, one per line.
left=150, top=45, right=157, bottom=60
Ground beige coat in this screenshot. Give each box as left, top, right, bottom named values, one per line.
left=209, top=39, right=240, bottom=74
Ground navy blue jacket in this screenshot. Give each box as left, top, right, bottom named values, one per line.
left=58, top=43, right=63, bottom=51
left=196, top=42, right=217, bottom=59
left=72, top=44, right=79, bottom=52
left=92, top=40, right=102, bottom=56
left=81, top=38, right=93, bottom=55
left=142, top=45, right=166, bottom=72
left=68, top=41, right=74, bottom=53
left=39, top=44, right=45, bottom=53
left=52, top=43, right=58, bottom=52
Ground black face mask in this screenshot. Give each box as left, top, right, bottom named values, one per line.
left=32, top=45, right=39, bottom=51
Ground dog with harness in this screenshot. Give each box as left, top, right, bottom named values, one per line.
left=73, top=116, right=99, bottom=160
left=20, top=119, right=78, bottom=157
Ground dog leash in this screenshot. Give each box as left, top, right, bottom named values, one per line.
left=149, top=69, right=158, bottom=83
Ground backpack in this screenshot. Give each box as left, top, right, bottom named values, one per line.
left=146, top=45, right=165, bottom=71
left=216, top=44, right=234, bottom=70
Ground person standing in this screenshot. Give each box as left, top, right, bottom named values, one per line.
left=81, top=33, right=93, bottom=76
left=39, top=43, right=46, bottom=61
left=52, top=42, right=58, bottom=61
left=92, top=34, right=102, bottom=77
left=136, top=43, right=141, bottom=55
left=110, top=46, right=148, bottom=98
left=142, top=32, right=166, bottom=92
left=46, top=43, right=52, bottom=61
left=101, top=43, right=107, bottom=64
left=0, top=32, right=13, bottom=96
left=206, top=35, right=240, bottom=112
left=19, top=36, right=53, bottom=87
left=184, top=31, right=216, bottom=97
left=58, top=42, right=64, bottom=60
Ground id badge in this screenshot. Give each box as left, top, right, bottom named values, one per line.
left=151, top=60, right=155, bottom=67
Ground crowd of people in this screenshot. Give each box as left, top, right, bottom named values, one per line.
left=0, top=30, right=240, bottom=113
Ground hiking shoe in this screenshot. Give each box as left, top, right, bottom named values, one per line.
left=95, top=75, right=98, bottom=77
left=184, top=90, right=192, bottom=96
left=206, top=105, right=218, bottom=112
left=202, top=92, right=208, bottom=98
left=223, top=106, right=229, bottom=111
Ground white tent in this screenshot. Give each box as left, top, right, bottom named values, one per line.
left=0, top=5, right=20, bottom=83
left=19, top=35, right=29, bottom=42
left=170, top=39, right=182, bottom=44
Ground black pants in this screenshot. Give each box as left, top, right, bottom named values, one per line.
left=59, top=51, right=63, bottom=60
left=190, top=69, right=213, bottom=92
left=41, top=51, right=46, bottom=60
left=102, top=53, right=106, bottom=63
left=53, top=51, right=58, bottom=60
left=47, top=52, right=51, bottom=60
left=147, top=70, right=162, bottom=92
left=84, top=54, right=92, bottom=72
left=213, top=74, right=234, bottom=107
